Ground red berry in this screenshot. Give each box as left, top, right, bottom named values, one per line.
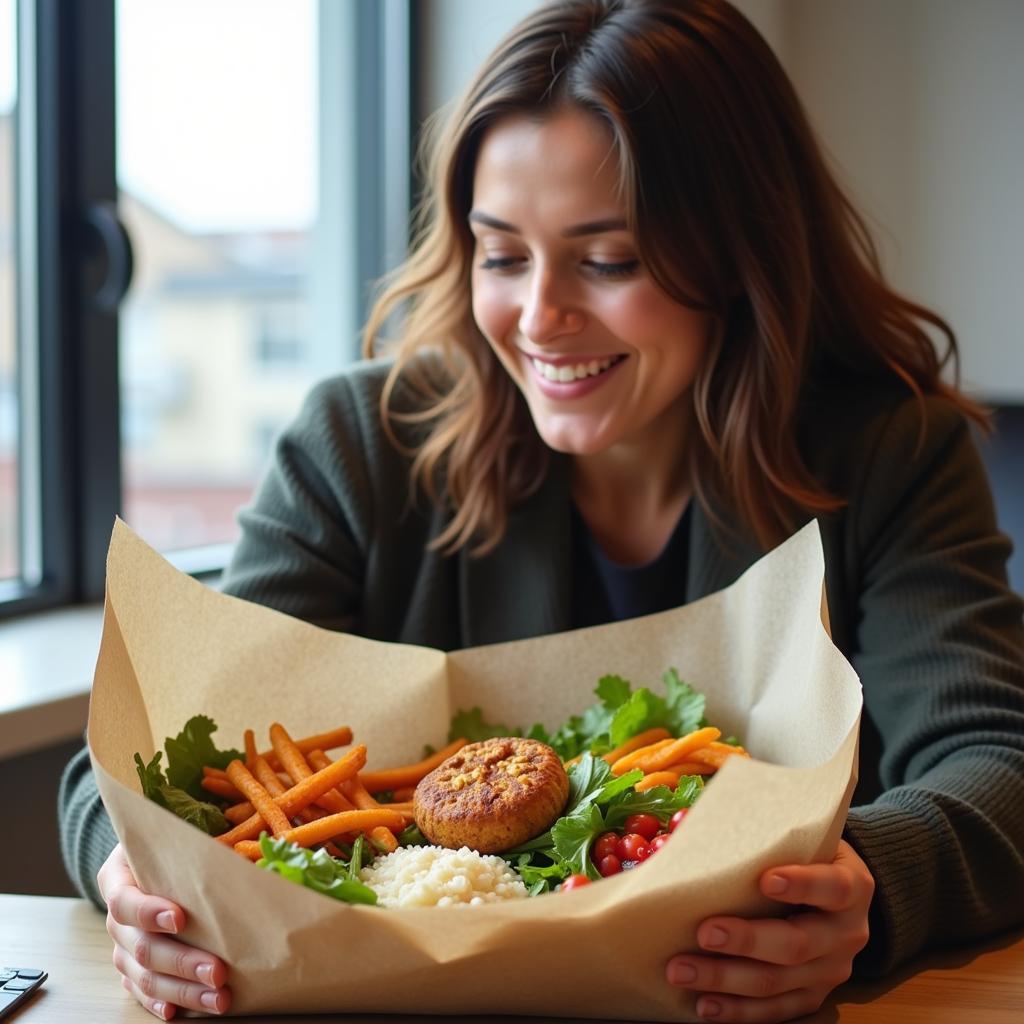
left=669, top=808, right=689, bottom=831
left=616, top=832, right=652, bottom=863
left=592, top=831, right=620, bottom=862
left=623, top=813, right=661, bottom=840
left=650, top=833, right=672, bottom=853
left=597, top=854, right=622, bottom=876
left=560, top=874, right=591, bottom=891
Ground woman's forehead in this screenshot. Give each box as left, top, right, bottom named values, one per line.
left=472, top=109, right=624, bottom=215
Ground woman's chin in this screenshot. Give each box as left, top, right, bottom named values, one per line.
left=534, top=424, right=614, bottom=457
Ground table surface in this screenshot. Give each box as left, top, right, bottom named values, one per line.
left=2, top=894, right=1022, bottom=1023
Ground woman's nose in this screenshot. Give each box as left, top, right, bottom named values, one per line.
left=518, top=271, right=584, bottom=345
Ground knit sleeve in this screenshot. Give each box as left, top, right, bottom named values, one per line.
left=841, top=396, right=1024, bottom=976
left=57, top=740, right=118, bottom=909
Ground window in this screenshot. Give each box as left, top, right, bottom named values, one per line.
left=0, top=0, right=412, bottom=614
left=116, top=0, right=325, bottom=556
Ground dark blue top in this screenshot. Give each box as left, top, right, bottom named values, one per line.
left=571, top=502, right=692, bottom=626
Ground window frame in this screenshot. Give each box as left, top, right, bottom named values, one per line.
left=1, top=0, right=415, bottom=619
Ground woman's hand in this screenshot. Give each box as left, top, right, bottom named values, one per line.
left=665, top=839, right=873, bottom=1022
left=98, top=843, right=231, bottom=1020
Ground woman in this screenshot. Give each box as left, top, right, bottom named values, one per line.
left=60, top=1, right=1024, bottom=1021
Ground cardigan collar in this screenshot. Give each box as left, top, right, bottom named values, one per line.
left=457, top=455, right=762, bottom=648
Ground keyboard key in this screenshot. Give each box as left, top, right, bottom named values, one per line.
left=13, top=971, right=42, bottom=980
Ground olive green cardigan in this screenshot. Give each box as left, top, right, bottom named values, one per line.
left=59, top=359, right=1024, bottom=977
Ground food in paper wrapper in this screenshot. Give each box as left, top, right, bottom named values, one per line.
left=91, top=518, right=862, bottom=1021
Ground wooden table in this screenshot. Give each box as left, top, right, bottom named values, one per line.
left=2, top=894, right=1021, bottom=1022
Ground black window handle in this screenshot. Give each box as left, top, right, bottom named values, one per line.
left=84, top=199, right=134, bottom=312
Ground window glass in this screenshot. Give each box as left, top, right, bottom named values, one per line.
left=0, top=0, right=18, bottom=581
left=116, top=0, right=323, bottom=555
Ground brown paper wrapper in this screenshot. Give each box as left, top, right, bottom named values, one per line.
left=89, top=519, right=861, bottom=1021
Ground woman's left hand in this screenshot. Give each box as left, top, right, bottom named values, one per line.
left=665, top=839, right=874, bottom=1022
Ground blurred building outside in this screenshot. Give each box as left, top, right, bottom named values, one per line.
left=0, top=111, right=324, bottom=577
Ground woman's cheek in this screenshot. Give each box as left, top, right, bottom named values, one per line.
left=472, top=281, right=518, bottom=353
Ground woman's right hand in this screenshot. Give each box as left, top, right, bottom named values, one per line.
left=98, top=843, right=231, bottom=1020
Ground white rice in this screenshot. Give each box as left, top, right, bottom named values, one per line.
left=360, top=844, right=529, bottom=908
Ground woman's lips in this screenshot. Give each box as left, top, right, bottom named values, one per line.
left=527, top=353, right=628, bottom=398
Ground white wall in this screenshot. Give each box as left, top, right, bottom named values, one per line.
left=419, top=0, right=1024, bottom=401
left=786, top=0, right=1024, bottom=402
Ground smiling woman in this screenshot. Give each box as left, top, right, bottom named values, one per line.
left=58, top=2, right=1024, bottom=1022
left=468, top=110, right=712, bottom=561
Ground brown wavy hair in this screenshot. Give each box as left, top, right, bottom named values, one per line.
left=363, top=0, right=986, bottom=555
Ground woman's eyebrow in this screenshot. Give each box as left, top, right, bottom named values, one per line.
left=468, top=211, right=628, bottom=237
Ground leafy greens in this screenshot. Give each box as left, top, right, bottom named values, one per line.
left=133, top=714, right=244, bottom=835
left=506, top=753, right=703, bottom=890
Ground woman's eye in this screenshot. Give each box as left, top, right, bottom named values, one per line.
left=478, top=256, right=522, bottom=271
left=584, top=259, right=641, bottom=280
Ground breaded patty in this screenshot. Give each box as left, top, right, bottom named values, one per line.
left=414, top=737, right=570, bottom=854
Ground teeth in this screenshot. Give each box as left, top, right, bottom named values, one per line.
left=531, top=357, right=616, bottom=383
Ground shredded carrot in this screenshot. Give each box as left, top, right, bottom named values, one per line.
left=233, top=840, right=262, bottom=861
left=689, top=745, right=747, bottom=769
left=225, top=760, right=291, bottom=836
left=662, top=760, right=715, bottom=776
left=610, top=737, right=677, bottom=776
left=244, top=729, right=258, bottom=769
left=638, top=727, right=721, bottom=773
left=634, top=770, right=680, bottom=792
left=200, top=776, right=244, bottom=801
left=602, top=727, right=673, bottom=765
left=282, top=808, right=407, bottom=848
left=369, top=826, right=399, bottom=852
left=259, top=725, right=353, bottom=772
left=357, top=737, right=469, bottom=793
left=216, top=744, right=367, bottom=846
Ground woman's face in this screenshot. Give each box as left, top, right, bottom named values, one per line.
left=469, top=107, right=712, bottom=459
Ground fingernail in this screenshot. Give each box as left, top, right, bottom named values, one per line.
left=151, top=1001, right=168, bottom=1019
left=200, top=989, right=224, bottom=1013
left=196, top=963, right=215, bottom=987
left=669, top=961, right=697, bottom=985
left=155, top=910, right=178, bottom=933
left=702, top=925, right=728, bottom=948
left=698, top=997, right=722, bottom=1019
left=766, top=873, right=789, bottom=895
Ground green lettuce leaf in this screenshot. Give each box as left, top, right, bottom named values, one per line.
left=662, top=668, right=707, bottom=736
left=256, top=834, right=378, bottom=905
left=163, top=715, right=244, bottom=800
left=447, top=706, right=521, bottom=743
left=133, top=752, right=229, bottom=836
left=550, top=803, right=605, bottom=879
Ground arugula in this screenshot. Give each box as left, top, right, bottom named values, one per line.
left=256, top=834, right=378, bottom=905
left=525, top=668, right=708, bottom=761
left=506, top=754, right=703, bottom=889
left=134, top=751, right=229, bottom=836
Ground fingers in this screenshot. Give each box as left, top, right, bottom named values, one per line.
left=687, top=915, right=827, bottom=966
left=106, top=918, right=228, bottom=988
left=689, top=984, right=834, bottom=1023
left=98, top=845, right=185, bottom=934
left=667, top=947, right=852, bottom=996
left=115, top=945, right=231, bottom=1019
left=99, top=843, right=230, bottom=1017
left=758, top=841, right=874, bottom=913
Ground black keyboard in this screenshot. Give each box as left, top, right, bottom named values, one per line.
left=0, top=969, right=47, bottom=1020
